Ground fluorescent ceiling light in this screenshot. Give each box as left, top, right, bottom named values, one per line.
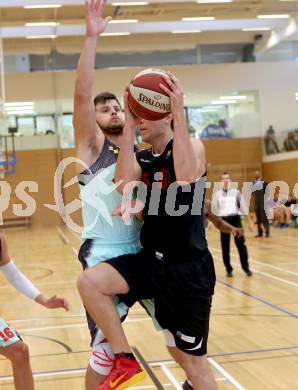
left=197, top=109, right=221, bottom=112
left=212, top=100, right=236, bottom=104
left=197, top=0, right=232, bottom=3
left=242, top=27, right=271, bottom=31
left=6, top=111, right=35, bottom=116
left=26, top=35, right=57, bottom=39
left=257, top=14, right=289, bottom=19
left=5, top=102, right=35, bottom=107
left=101, top=32, right=131, bottom=36
left=182, top=17, right=215, bottom=21
left=172, top=30, right=201, bottom=33
left=25, top=22, right=59, bottom=27
left=6, top=107, right=35, bottom=112
left=24, top=4, right=62, bottom=9
left=112, top=2, right=149, bottom=5
left=109, top=19, right=138, bottom=24
left=220, top=95, right=247, bottom=100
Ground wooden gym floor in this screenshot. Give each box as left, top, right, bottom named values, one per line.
left=0, top=225, right=297, bottom=390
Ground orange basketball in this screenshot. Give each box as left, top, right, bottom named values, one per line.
left=128, top=68, right=172, bottom=121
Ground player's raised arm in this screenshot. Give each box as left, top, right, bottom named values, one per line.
left=73, top=0, right=112, bottom=165
left=115, top=86, right=142, bottom=194
left=159, top=72, right=206, bottom=183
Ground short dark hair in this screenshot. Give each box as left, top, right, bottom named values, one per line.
left=93, top=92, right=121, bottom=107
left=222, top=171, right=230, bottom=176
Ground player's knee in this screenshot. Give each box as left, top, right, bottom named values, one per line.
left=77, top=269, right=94, bottom=296
left=77, top=266, right=107, bottom=295
left=8, top=342, right=30, bottom=364
left=183, top=355, right=209, bottom=378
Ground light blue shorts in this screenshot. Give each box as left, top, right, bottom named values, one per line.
left=0, top=318, right=21, bottom=348
left=78, top=239, right=142, bottom=343
left=78, top=239, right=162, bottom=343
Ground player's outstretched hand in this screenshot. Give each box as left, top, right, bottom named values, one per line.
left=36, top=294, right=70, bottom=311
left=85, top=0, right=112, bottom=37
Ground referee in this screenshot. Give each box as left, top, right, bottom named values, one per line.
left=212, top=172, right=253, bottom=277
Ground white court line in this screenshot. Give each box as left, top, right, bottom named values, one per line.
left=0, top=369, right=86, bottom=381
left=57, top=226, right=79, bottom=257
left=19, top=323, right=87, bottom=332
left=275, top=261, right=298, bottom=266
left=210, top=246, right=298, bottom=276
left=72, top=247, right=78, bottom=256
left=210, top=247, right=298, bottom=287
left=7, top=314, right=85, bottom=324
left=212, top=254, right=298, bottom=288
left=5, top=308, right=146, bottom=324
left=208, top=358, right=246, bottom=390
left=150, top=361, right=228, bottom=384
left=0, top=369, right=226, bottom=386
left=67, top=228, right=81, bottom=241
left=250, top=241, right=295, bottom=251
left=18, top=317, right=152, bottom=332
left=282, top=236, right=298, bottom=242
left=0, top=280, right=75, bottom=289
left=252, top=270, right=298, bottom=287
left=160, top=364, right=182, bottom=390
left=249, top=258, right=298, bottom=276
left=129, top=386, right=172, bottom=389
left=56, top=227, right=69, bottom=244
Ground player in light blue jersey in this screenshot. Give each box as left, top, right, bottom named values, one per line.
left=73, top=1, right=145, bottom=388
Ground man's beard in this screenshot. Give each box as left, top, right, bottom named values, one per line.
left=98, top=122, right=124, bottom=136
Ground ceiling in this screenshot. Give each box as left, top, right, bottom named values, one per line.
left=1, top=0, right=298, bottom=55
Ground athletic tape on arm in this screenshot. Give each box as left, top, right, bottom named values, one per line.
left=0, top=260, right=40, bottom=300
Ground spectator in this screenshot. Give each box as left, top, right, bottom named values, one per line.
left=272, top=192, right=292, bottom=228
left=294, top=129, right=298, bottom=149
left=264, top=125, right=279, bottom=154
left=283, top=131, right=296, bottom=152
left=253, top=170, right=270, bottom=237
left=285, top=193, right=297, bottom=227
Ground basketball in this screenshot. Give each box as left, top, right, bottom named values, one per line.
left=128, top=68, right=172, bottom=121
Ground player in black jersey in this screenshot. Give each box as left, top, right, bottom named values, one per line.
left=78, top=73, right=218, bottom=389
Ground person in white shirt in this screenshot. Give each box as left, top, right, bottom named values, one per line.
left=212, top=172, right=254, bottom=277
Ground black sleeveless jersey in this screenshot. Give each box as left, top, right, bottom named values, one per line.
left=136, top=139, right=208, bottom=259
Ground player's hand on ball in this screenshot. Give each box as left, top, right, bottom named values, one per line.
left=124, top=85, right=138, bottom=130
left=159, top=72, right=184, bottom=114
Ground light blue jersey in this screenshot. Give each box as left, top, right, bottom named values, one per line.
left=77, top=138, right=143, bottom=342
left=0, top=318, right=20, bottom=348
left=77, top=138, right=161, bottom=341
left=78, top=138, right=142, bottom=253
